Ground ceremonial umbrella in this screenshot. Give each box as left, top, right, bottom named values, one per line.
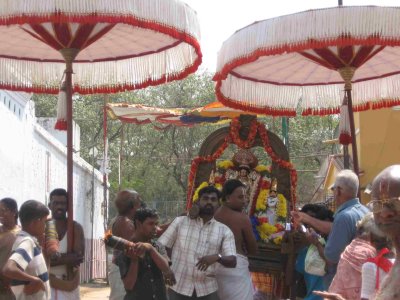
left=0, top=0, right=202, bottom=252
left=214, top=6, right=400, bottom=177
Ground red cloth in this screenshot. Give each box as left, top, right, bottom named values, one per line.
left=329, top=238, right=376, bottom=300
left=366, top=248, right=394, bottom=290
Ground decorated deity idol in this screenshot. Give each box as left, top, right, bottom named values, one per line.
left=265, top=180, right=279, bottom=225
left=253, top=178, right=288, bottom=245
left=221, top=149, right=262, bottom=213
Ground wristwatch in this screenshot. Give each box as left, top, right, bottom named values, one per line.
left=217, top=254, right=222, bottom=263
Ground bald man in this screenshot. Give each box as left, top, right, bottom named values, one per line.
left=315, top=165, right=400, bottom=300
left=108, top=189, right=143, bottom=300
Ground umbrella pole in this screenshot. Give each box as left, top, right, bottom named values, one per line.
left=345, top=89, right=360, bottom=176
left=60, top=48, right=80, bottom=256
left=339, top=67, right=359, bottom=177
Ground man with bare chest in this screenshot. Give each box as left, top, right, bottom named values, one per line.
left=108, top=189, right=143, bottom=300
left=47, top=188, right=85, bottom=300
left=214, top=179, right=258, bottom=300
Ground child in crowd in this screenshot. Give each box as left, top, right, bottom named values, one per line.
left=2, top=200, right=50, bottom=300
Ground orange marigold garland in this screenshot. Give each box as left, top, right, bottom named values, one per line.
left=229, top=117, right=258, bottom=149
left=186, top=139, right=229, bottom=209
left=186, top=118, right=298, bottom=209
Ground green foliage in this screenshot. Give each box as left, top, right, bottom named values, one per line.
left=32, top=72, right=338, bottom=218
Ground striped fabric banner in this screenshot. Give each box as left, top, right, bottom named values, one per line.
left=80, top=238, right=107, bottom=283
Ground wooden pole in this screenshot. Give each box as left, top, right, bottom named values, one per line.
left=59, top=48, right=79, bottom=255
left=346, top=89, right=360, bottom=176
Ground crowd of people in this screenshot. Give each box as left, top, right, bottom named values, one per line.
left=0, top=189, right=85, bottom=300
left=1, top=165, right=400, bottom=300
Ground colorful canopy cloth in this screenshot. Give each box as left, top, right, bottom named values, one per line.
left=106, top=103, right=225, bottom=126
left=0, top=0, right=202, bottom=94
left=214, top=6, right=400, bottom=116
left=107, top=103, right=182, bottom=125
left=191, top=101, right=258, bottom=118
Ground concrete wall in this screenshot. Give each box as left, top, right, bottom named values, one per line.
left=0, top=90, right=107, bottom=280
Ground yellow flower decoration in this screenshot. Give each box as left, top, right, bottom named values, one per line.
left=217, top=160, right=234, bottom=170
left=256, top=189, right=268, bottom=211
left=276, top=194, right=287, bottom=219
left=255, top=165, right=270, bottom=173
left=192, top=182, right=222, bottom=203
left=192, top=182, right=209, bottom=202
left=257, top=223, right=277, bottom=240
left=255, top=188, right=287, bottom=219
left=273, top=236, right=283, bottom=245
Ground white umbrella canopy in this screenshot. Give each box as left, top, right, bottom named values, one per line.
left=0, top=0, right=202, bottom=94
left=0, top=0, right=202, bottom=254
left=214, top=6, right=400, bottom=116
left=214, top=5, right=400, bottom=176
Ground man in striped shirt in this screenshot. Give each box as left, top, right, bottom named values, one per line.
left=2, top=200, right=50, bottom=300
left=158, top=186, right=237, bottom=300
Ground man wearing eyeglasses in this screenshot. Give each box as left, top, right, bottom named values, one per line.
left=314, top=165, right=400, bottom=300
left=292, top=170, right=369, bottom=289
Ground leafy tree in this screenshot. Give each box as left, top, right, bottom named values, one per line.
left=32, top=72, right=338, bottom=220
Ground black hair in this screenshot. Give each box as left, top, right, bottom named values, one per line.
left=19, top=200, right=49, bottom=226
left=221, top=179, right=245, bottom=202
left=50, top=188, right=68, bottom=201
left=134, top=208, right=158, bottom=228
left=301, top=204, right=334, bottom=222
left=198, top=185, right=221, bottom=200
left=0, top=198, right=18, bottom=221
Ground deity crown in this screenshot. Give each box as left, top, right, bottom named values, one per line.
left=232, top=149, right=258, bottom=170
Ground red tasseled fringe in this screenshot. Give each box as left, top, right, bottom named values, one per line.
left=54, top=120, right=67, bottom=131
left=0, top=13, right=202, bottom=95
left=339, top=133, right=352, bottom=145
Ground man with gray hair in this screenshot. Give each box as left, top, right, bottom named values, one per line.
left=314, top=165, right=400, bottom=299
left=292, top=169, right=369, bottom=288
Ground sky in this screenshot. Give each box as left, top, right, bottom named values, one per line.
left=183, top=0, right=399, bottom=72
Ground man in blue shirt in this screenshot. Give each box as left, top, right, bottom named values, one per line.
left=292, top=170, right=369, bottom=289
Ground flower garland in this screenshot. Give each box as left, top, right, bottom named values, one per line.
left=192, top=181, right=222, bottom=202
left=217, top=160, right=234, bottom=171
left=186, top=117, right=297, bottom=211
left=253, top=188, right=287, bottom=245
left=255, top=190, right=287, bottom=219
left=186, top=139, right=229, bottom=209
left=229, top=117, right=258, bottom=149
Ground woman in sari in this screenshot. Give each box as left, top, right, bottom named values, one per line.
left=0, top=198, right=20, bottom=300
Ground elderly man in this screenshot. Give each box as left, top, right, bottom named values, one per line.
left=158, top=186, right=237, bottom=300
left=315, top=164, right=400, bottom=300
left=292, top=170, right=369, bottom=288
left=108, top=189, right=143, bottom=300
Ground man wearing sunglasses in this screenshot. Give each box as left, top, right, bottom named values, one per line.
left=292, top=170, right=369, bottom=289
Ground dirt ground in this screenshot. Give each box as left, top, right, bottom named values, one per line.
left=80, top=279, right=110, bottom=300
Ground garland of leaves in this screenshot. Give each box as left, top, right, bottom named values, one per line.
left=186, top=118, right=297, bottom=209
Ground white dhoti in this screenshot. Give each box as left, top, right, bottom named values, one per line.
left=51, top=287, right=79, bottom=300
left=216, top=254, right=254, bottom=300
left=50, top=232, right=80, bottom=300
left=109, top=262, right=126, bottom=300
